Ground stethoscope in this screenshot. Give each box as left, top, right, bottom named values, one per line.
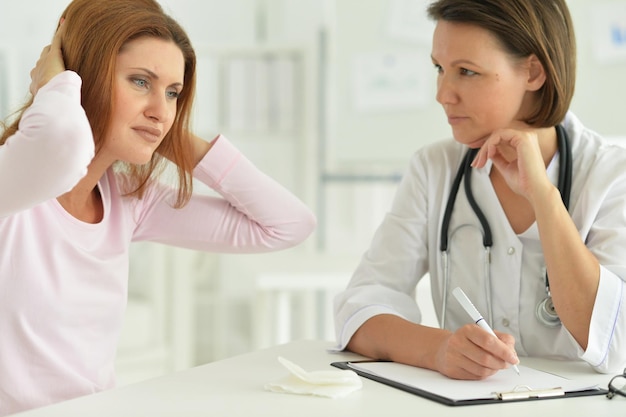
left=439, top=125, right=572, bottom=329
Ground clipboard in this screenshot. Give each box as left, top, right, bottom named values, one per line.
left=331, top=360, right=607, bottom=406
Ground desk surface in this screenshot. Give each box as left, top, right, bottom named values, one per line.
left=13, top=340, right=621, bottom=417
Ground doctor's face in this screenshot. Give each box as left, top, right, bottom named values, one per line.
left=431, top=21, right=534, bottom=148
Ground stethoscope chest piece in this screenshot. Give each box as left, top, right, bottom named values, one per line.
left=536, top=295, right=562, bottom=328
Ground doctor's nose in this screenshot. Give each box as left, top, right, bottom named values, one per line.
left=436, top=76, right=459, bottom=106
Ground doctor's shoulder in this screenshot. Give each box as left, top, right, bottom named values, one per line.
left=396, top=139, right=468, bottom=198
left=565, top=128, right=626, bottom=215
left=408, top=138, right=467, bottom=174
left=573, top=126, right=626, bottom=175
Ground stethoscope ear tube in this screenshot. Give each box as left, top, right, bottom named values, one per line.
left=439, top=151, right=472, bottom=252
left=463, top=148, right=492, bottom=248
left=539, top=125, right=571, bottom=327
left=556, top=124, right=572, bottom=209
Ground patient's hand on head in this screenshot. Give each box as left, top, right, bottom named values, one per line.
left=30, top=20, right=66, bottom=96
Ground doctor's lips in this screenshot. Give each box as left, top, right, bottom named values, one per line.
left=446, top=115, right=468, bottom=125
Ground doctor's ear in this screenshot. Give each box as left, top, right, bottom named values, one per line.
left=525, top=54, right=546, bottom=92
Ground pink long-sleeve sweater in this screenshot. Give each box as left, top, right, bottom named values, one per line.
left=0, top=71, right=316, bottom=415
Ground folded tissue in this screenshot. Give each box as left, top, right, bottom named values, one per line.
left=265, top=356, right=362, bottom=398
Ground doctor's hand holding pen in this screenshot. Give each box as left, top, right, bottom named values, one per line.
left=347, top=314, right=520, bottom=381
left=435, top=323, right=520, bottom=380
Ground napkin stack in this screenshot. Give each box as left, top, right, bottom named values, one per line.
left=265, top=356, right=362, bottom=399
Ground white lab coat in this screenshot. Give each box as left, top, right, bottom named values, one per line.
left=334, top=112, right=626, bottom=373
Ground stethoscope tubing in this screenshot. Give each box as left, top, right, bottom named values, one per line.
left=438, top=125, right=571, bottom=329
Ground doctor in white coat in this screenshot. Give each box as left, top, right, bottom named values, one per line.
left=334, top=0, right=626, bottom=380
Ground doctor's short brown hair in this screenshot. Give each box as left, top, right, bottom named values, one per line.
left=427, top=0, right=576, bottom=128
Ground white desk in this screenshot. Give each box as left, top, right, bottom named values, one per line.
left=13, top=340, right=622, bottom=417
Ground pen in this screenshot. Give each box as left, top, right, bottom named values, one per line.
left=452, top=287, right=520, bottom=375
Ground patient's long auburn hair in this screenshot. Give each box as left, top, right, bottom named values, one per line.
left=0, top=0, right=197, bottom=207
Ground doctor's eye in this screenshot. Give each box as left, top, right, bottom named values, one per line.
left=460, top=68, right=478, bottom=76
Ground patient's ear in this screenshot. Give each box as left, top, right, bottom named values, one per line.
left=526, top=54, right=546, bottom=92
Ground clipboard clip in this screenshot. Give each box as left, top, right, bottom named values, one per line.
left=494, top=385, right=565, bottom=401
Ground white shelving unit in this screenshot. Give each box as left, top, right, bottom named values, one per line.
left=192, top=43, right=319, bottom=201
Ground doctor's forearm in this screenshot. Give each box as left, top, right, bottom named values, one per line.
left=346, top=314, right=449, bottom=371
left=532, top=185, right=599, bottom=349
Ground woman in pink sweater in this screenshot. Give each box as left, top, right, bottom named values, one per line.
left=0, top=0, right=316, bottom=414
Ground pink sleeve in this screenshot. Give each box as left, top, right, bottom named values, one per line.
left=131, top=135, right=316, bottom=252
left=0, top=71, right=94, bottom=217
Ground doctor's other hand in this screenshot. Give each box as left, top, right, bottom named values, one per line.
left=435, top=324, right=519, bottom=380
left=30, top=20, right=66, bottom=96
left=471, top=128, right=550, bottom=201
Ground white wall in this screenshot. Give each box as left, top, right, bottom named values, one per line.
left=3, top=0, right=626, bottom=157
left=0, top=1, right=67, bottom=111
left=0, top=0, right=325, bottom=106
left=327, top=0, right=626, bottom=171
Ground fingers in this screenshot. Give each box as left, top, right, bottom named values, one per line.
left=38, top=45, right=51, bottom=59
left=438, top=325, right=518, bottom=380
left=51, top=18, right=66, bottom=49
left=29, top=19, right=67, bottom=96
left=472, top=128, right=540, bottom=167
left=50, top=17, right=67, bottom=57
left=461, top=326, right=517, bottom=371
left=494, top=330, right=517, bottom=350
left=472, top=328, right=519, bottom=366
left=471, top=129, right=513, bottom=168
